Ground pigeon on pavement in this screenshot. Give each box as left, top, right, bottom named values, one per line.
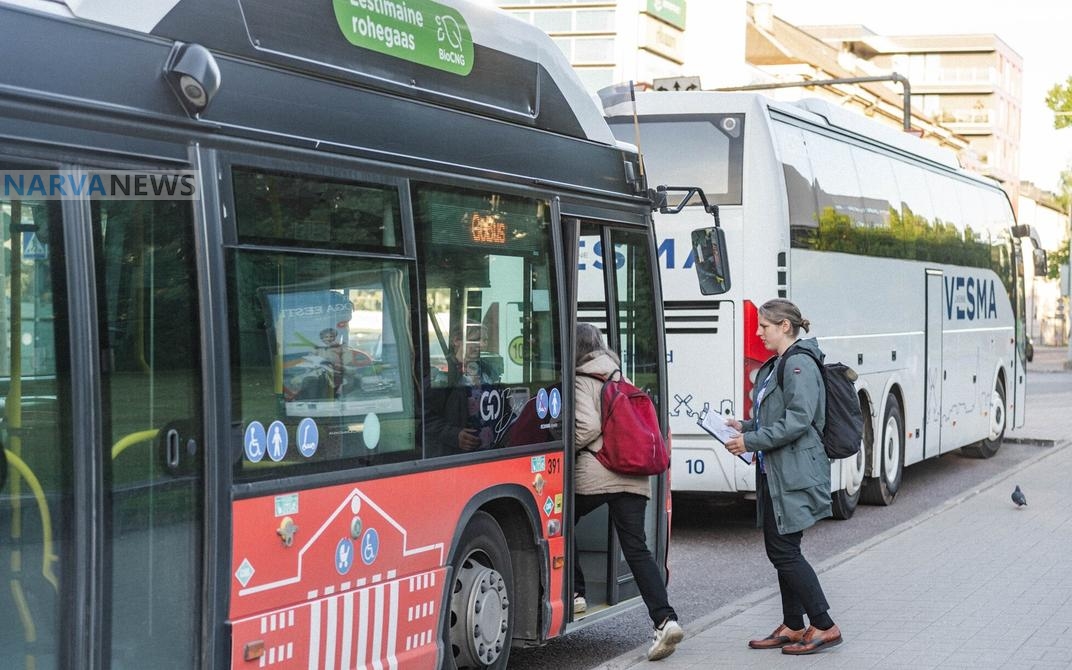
left=1011, top=485, right=1027, bottom=507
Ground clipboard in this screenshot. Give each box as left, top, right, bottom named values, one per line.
left=697, top=411, right=753, bottom=464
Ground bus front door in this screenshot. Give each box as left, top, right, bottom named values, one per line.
left=93, top=197, right=206, bottom=668
left=571, top=218, right=668, bottom=621
left=1, top=178, right=205, bottom=669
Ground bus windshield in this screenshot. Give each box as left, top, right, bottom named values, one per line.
left=609, top=115, right=745, bottom=206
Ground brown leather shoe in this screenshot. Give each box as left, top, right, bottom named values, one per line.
left=748, top=624, right=805, bottom=649
left=781, top=624, right=842, bottom=655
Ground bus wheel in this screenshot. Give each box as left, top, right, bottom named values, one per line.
left=447, top=511, right=513, bottom=670
left=830, top=409, right=868, bottom=520
left=961, top=377, right=1006, bottom=459
left=860, top=395, right=903, bottom=506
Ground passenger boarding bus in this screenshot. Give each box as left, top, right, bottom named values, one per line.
left=604, top=91, right=1035, bottom=521
left=0, top=3, right=728, bottom=668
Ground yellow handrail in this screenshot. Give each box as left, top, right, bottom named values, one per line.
left=3, top=449, right=58, bottom=590
left=110, top=429, right=160, bottom=461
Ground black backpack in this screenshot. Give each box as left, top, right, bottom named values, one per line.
left=776, top=345, right=863, bottom=460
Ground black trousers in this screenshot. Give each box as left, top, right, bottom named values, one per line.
left=759, top=472, right=829, bottom=624
left=574, top=492, right=676, bottom=626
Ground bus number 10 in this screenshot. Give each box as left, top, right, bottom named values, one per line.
left=685, top=458, right=705, bottom=474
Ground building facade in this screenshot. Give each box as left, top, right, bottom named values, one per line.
left=494, top=1, right=747, bottom=93
left=803, top=26, right=1023, bottom=188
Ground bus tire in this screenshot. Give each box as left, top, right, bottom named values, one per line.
left=830, top=405, right=869, bottom=520
left=446, top=511, right=513, bottom=670
left=960, top=377, right=1006, bottom=459
left=860, top=394, right=903, bottom=506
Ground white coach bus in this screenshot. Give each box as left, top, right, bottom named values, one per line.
left=604, top=91, right=1036, bottom=520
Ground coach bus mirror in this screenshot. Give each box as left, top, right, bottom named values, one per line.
left=1034, top=247, right=1048, bottom=276
left=691, top=227, right=731, bottom=295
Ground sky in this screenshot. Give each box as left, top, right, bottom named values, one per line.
left=774, top=0, right=1072, bottom=192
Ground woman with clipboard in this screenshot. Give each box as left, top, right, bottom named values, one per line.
left=722, top=299, right=843, bottom=655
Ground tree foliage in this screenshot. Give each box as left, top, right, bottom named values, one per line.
left=1048, top=168, right=1072, bottom=281
left=1046, top=76, right=1072, bottom=130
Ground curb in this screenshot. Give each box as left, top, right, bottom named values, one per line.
left=599, top=438, right=1069, bottom=669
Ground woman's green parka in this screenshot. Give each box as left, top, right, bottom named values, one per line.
left=741, top=337, right=832, bottom=534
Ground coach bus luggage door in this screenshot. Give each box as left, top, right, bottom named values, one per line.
left=571, top=217, right=668, bottom=619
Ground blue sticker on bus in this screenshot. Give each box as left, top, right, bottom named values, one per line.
left=549, top=388, right=562, bottom=419
left=536, top=388, right=549, bottom=419
left=335, top=537, right=354, bottom=575
left=243, top=421, right=267, bottom=463
left=267, top=420, right=289, bottom=462
left=360, top=528, right=380, bottom=566
left=297, top=417, right=319, bottom=457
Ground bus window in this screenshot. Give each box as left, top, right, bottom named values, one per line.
left=231, top=167, right=403, bottom=252
left=612, top=228, right=663, bottom=410
left=229, top=170, right=417, bottom=477
left=414, top=184, right=560, bottom=456
left=1, top=195, right=67, bottom=670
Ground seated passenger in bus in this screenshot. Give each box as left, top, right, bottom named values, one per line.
left=424, top=325, right=500, bottom=453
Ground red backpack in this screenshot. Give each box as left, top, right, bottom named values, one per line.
left=579, top=370, right=669, bottom=476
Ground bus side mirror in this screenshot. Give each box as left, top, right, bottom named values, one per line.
left=691, top=227, right=731, bottom=295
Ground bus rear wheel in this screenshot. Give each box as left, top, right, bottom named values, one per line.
left=860, top=395, right=903, bottom=506
left=446, top=511, right=513, bottom=670
left=961, top=377, right=1006, bottom=459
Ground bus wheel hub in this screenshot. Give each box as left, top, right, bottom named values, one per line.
left=451, top=561, right=509, bottom=667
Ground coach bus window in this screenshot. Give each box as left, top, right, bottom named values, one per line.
left=1, top=195, right=67, bottom=670
left=229, top=172, right=417, bottom=477
left=955, top=181, right=998, bottom=269
left=805, top=131, right=866, bottom=253
left=890, top=159, right=936, bottom=262
left=772, top=122, right=819, bottom=249
left=850, top=146, right=903, bottom=257
left=414, top=184, right=560, bottom=455
left=927, top=174, right=967, bottom=264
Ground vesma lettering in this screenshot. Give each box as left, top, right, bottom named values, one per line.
left=944, top=275, right=998, bottom=320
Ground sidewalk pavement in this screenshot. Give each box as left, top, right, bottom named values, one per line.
left=604, top=348, right=1072, bottom=670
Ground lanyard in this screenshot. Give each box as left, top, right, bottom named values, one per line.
left=754, top=364, right=777, bottom=427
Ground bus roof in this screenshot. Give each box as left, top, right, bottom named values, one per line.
left=3, top=0, right=614, bottom=145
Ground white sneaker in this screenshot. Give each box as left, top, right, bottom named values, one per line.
left=647, top=618, right=684, bottom=661
left=573, top=595, right=587, bottom=614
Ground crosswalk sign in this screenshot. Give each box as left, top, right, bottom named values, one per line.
left=22, top=232, right=47, bottom=261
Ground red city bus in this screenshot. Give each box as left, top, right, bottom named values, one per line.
left=0, top=1, right=728, bottom=668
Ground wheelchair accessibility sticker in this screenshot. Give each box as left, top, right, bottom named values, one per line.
left=243, top=421, right=267, bottom=463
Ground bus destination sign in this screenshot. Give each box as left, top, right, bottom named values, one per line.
left=333, top=0, right=474, bottom=76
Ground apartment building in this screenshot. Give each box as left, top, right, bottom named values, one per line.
left=494, top=1, right=746, bottom=93
left=803, top=25, right=1023, bottom=187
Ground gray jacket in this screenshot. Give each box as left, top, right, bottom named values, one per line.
left=741, top=337, right=831, bottom=534
left=573, top=352, right=651, bottom=498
